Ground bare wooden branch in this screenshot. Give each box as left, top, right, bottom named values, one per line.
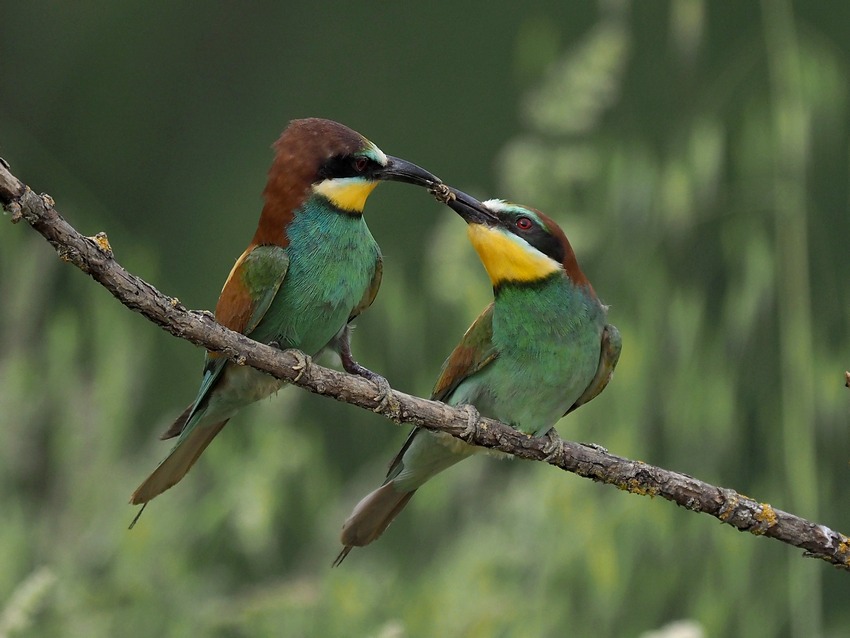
left=2, top=160, right=849, bottom=570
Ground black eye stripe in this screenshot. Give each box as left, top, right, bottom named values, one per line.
left=532, top=231, right=565, bottom=264
left=317, top=155, right=374, bottom=181
left=501, top=213, right=563, bottom=264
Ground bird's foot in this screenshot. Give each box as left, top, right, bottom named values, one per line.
left=579, top=441, right=608, bottom=454
left=340, top=350, right=401, bottom=418
left=542, top=428, right=563, bottom=464
left=361, top=368, right=401, bottom=419
left=283, top=348, right=312, bottom=383
left=460, top=404, right=481, bottom=443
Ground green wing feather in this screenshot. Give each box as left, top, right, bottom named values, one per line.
left=565, top=323, right=622, bottom=416
left=160, top=245, right=289, bottom=440
left=196, top=245, right=290, bottom=408
left=135, top=246, right=292, bottom=503
left=348, top=256, right=383, bottom=322
left=336, top=304, right=501, bottom=556
left=431, top=302, right=498, bottom=402
left=386, top=303, right=499, bottom=478
left=195, top=245, right=290, bottom=408
left=237, top=244, right=291, bottom=338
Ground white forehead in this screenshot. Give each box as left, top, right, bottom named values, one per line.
left=482, top=198, right=508, bottom=212
left=364, top=142, right=388, bottom=166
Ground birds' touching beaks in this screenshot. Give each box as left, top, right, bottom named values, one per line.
left=129, top=118, right=440, bottom=521
left=335, top=187, right=621, bottom=564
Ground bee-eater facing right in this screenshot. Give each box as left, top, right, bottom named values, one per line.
left=335, top=188, right=621, bottom=564
left=130, top=118, right=440, bottom=516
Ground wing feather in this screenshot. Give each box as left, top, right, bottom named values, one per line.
left=385, top=304, right=499, bottom=478
left=565, top=323, right=622, bottom=416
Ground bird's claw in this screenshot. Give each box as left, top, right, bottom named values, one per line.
left=461, top=404, right=480, bottom=443
left=366, top=372, right=401, bottom=419
left=285, top=349, right=312, bottom=383
left=542, top=428, right=563, bottom=464
left=340, top=355, right=401, bottom=419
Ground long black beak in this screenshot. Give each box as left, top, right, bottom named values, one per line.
left=375, top=155, right=441, bottom=187
left=444, top=187, right=499, bottom=225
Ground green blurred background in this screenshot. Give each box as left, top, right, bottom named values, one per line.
left=2, top=2, right=850, bottom=636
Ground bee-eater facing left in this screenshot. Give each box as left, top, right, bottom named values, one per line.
left=335, top=188, right=621, bottom=563
left=130, top=118, right=440, bottom=514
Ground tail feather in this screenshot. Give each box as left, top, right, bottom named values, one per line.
left=130, top=419, right=229, bottom=505
left=333, top=482, right=416, bottom=566
left=159, top=403, right=194, bottom=440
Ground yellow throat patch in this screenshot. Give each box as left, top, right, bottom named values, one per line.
left=313, top=179, right=379, bottom=213
left=467, top=224, right=561, bottom=286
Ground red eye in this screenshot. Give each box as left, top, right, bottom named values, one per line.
left=353, top=157, right=369, bottom=173
left=516, top=217, right=533, bottom=230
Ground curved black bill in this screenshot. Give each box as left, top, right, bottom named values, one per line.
left=375, top=155, right=441, bottom=187
left=445, top=187, right=499, bottom=225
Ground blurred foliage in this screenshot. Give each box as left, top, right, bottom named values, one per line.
left=3, top=1, right=850, bottom=637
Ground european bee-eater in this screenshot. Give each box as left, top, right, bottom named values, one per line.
left=335, top=188, right=621, bottom=563
left=130, top=118, right=440, bottom=514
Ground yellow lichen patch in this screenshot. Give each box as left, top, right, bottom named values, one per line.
left=718, top=495, right=739, bottom=522
left=629, top=479, right=658, bottom=498
left=749, top=503, right=778, bottom=536
left=87, top=232, right=113, bottom=257
left=836, top=536, right=850, bottom=566
left=95, top=232, right=111, bottom=253
left=755, top=503, right=778, bottom=527
left=616, top=478, right=659, bottom=497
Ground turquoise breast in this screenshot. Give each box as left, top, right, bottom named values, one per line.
left=452, top=278, right=605, bottom=436
left=259, top=199, right=380, bottom=356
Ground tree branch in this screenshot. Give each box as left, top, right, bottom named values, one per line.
left=3, top=159, right=849, bottom=571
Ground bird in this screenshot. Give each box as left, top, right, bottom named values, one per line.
left=129, top=118, right=440, bottom=519
left=335, top=187, right=621, bottom=564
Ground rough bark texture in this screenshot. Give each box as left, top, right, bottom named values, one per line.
left=2, top=160, right=849, bottom=571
